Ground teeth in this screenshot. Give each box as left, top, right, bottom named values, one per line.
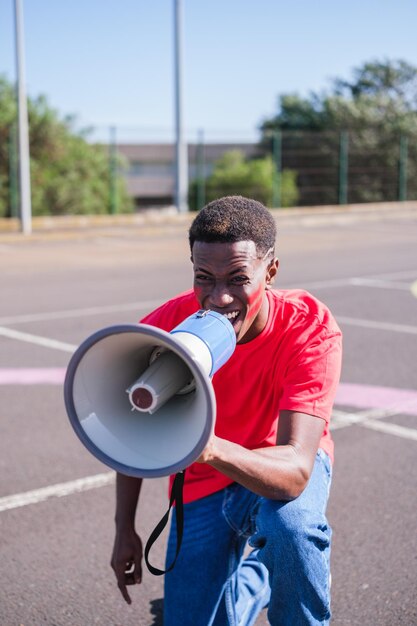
left=224, top=311, right=239, bottom=320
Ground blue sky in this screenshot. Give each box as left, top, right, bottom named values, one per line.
left=1, top=0, right=416, bottom=142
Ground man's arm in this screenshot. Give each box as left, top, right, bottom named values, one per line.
left=110, top=473, right=143, bottom=604
left=197, top=410, right=325, bottom=500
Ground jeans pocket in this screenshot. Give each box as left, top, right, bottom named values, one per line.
left=222, top=484, right=262, bottom=537
left=317, top=448, right=332, bottom=480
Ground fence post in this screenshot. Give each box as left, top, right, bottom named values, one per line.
left=196, top=129, right=206, bottom=211
left=272, top=130, right=282, bottom=208
left=108, top=125, right=118, bottom=214
left=398, top=135, right=408, bottom=201
left=338, top=130, right=348, bottom=205
left=9, top=123, right=19, bottom=218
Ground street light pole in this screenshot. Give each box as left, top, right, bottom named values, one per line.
left=14, top=0, right=32, bottom=234
left=174, top=0, right=188, bottom=213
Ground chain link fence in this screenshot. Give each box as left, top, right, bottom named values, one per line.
left=2, top=125, right=415, bottom=216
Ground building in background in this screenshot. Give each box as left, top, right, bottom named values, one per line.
left=117, top=143, right=261, bottom=209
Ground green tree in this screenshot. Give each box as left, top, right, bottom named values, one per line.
left=260, top=59, right=417, bottom=205
left=0, top=75, right=132, bottom=217
left=189, top=150, right=299, bottom=210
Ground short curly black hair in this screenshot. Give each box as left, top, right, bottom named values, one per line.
left=189, top=196, right=276, bottom=258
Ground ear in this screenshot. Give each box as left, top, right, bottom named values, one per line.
left=266, top=258, right=279, bottom=287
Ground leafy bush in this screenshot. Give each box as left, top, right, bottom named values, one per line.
left=189, top=150, right=299, bottom=210
left=0, top=76, right=132, bottom=217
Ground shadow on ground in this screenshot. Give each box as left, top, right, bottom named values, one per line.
left=150, top=598, right=164, bottom=625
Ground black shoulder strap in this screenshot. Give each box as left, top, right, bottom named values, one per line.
left=144, top=470, right=185, bottom=576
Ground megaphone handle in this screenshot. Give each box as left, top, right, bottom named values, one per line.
left=144, top=470, right=185, bottom=576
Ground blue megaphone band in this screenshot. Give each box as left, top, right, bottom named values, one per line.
left=170, top=310, right=236, bottom=376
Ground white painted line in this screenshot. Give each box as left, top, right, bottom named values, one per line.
left=332, top=397, right=417, bottom=428
left=0, top=326, right=76, bottom=352
left=299, top=278, right=352, bottom=290
left=366, top=269, right=417, bottom=281
left=331, top=409, right=386, bottom=430
left=361, top=419, right=417, bottom=441
left=336, top=316, right=417, bottom=335
left=331, top=412, right=360, bottom=429
left=0, top=299, right=164, bottom=326
left=296, top=271, right=417, bottom=293
left=0, top=270, right=415, bottom=329
left=332, top=403, right=417, bottom=441
left=349, top=278, right=412, bottom=290
left=0, top=472, right=115, bottom=513
left=331, top=409, right=353, bottom=419
left=1, top=407, right=415, bottom=514
left=411, top=280, right=417, bottom=300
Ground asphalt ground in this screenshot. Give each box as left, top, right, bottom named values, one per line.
left=0, top=207, right=416, bottom=625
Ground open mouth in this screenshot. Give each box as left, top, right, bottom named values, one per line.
left=222, top=310, right=240, bottom=325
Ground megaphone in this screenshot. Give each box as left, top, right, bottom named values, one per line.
left=64, top=310, right=236, bottom=478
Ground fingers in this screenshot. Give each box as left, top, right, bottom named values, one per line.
left=111, top=530, right=143, bottom=604
left=113, top=561, right=131, bottom=604
left=118, top=578, right=132, bottom=605
left=124, top=559, right=142, bottom=585
left=133, top=554, right=142, bottom=585
left=113, top=559, right=142, bottom=604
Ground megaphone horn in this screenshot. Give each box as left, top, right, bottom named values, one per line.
left=64, top=310, right=236, bottom=478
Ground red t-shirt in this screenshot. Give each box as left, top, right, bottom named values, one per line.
left=141, top=288, right=342, bottom=503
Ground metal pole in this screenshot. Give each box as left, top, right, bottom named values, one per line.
left=174, top=0, right=188, bottom=213
left=196, top=129, right=205, bottom=211
left=398, top=135, right=408, bottom=202
left=9, top=123, right=19, bottom=218
left=109, top=125, right=118, bottom=214
left=338, top=130, right=348, bottom=205
left=14, top=0, right=32, bottom=234
left=272, top=130, right=282, bottom=208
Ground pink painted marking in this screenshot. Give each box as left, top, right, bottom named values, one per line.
left=336, top=382, right=417, bottom=416
left=1, top=370, right=416, bottom=418
left=0, top=368, right=66, bottom=385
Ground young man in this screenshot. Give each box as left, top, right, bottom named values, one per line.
left=111, top=196, right=342, bottom=625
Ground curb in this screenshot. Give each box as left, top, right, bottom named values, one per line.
left=1, top=201, right=416, bottom=241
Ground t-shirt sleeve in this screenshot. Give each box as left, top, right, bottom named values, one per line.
left=140, top=301, right=180, bottom=331
left=279, top=323, right=342, bottom=424
left=139, top=290, right=199, bottom=332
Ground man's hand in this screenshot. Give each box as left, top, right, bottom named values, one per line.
left=195, top=433, right=218, bottom=464
left=111, top=527, right=143, bottom=604
left=193, top=412, right=326, bottom=500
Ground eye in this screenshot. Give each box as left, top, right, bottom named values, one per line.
left=195, top=274, right=213, bottom=283
left=231, top=275, right=250, bottom=285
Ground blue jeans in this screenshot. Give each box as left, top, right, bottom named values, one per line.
left=164, top=449, right=332, bottom=626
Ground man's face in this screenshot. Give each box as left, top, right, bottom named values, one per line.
left=191, top=240, right=278, bottom=344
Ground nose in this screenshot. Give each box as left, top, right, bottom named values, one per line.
left=209, top=282, right=233, bottom=308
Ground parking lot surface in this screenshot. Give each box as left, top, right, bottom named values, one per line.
left=1, top=206, right=416, bottom=625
